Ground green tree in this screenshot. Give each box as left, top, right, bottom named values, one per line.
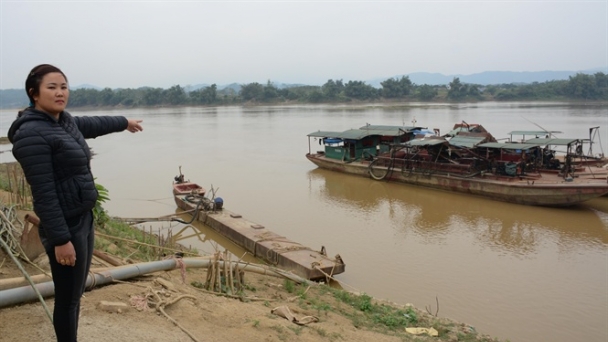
left=263, top=80, right=279, bottom=101
left=142, top=87, right=163, bottom=106
left=93, top=181, right=110, bottom=228
left=190, top=84, right=217, bottom=105
left=307, top=89, right=325, bottom=103
left=494, top=89, right=516, bottom=100
left=287, top=85, right=320, bottom=101
left=321, top=79, right=344, bottom=100
left=467, top=84, right=482, bottom=99
left=515, top=84, right=537, bottom=99
left=163, top=85, right=187, bottom=105
left=50, top=71, right=608, bottom=108
left=484, top=85, right=499, bottom=96
left=594, top=72, right=608, bottom=99
left=240, top=82, right=264, bottom=101
left=380, top=76, right=412, bottom=98
left=564, top=73, right=607, bottom=100
left=70, top=88, right=100, bottom=107
left=415, top=85, right=438, bottom=101
left=276, top=87, right=291, bottom=100
left=114, top=88, right=139, bottom=106
left=447, top=78, right=468, bottom=100
left=98, top=88, right=115, bottom=106
left=344, top=81, right=377, bottom=100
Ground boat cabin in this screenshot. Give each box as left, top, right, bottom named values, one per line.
left=307, top=125, right=426, bottom=162
left=393, top=132, right=493, bottom=162
left=476, top=142, right=543, bottom=176
left=510, top=127, right=605, bottom=167
left=507, top=130, right=562, bottom=143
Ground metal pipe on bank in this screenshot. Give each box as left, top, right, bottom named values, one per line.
left=0, top=257, right=310, bottom=309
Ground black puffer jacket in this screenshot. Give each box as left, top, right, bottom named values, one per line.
left=7, top=108, right=128, bottom=247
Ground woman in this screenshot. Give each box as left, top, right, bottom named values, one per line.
left=7, top=64, right=143, bottom=342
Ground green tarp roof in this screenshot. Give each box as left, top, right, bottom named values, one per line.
left=477, top=143, right=540, bottom=150
left=308, top=131, right=346, bottom=138
left=359, top=125, right=425, bottom=132
left=508, top=130, right=562, bottom=136
left=307, top=129, right=372, bottom=140
left=524, top=138, right=579, bottom=146
left=308, top=126, right=418, bottom=140
left=448, top=135, right=488, bottom=148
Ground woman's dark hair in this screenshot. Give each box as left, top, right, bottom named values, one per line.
left=24, top=64, right=68, bottom=106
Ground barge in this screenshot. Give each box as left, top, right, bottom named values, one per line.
left=172, top=173, right=345, bottom=281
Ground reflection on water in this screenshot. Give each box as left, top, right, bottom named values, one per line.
left=309, top=168, right=607, bottom=255
left=1, top=103, right=606, bottom=342
left=307, top=168, right=607, bottom=342
left=132, top=212, right=259, bottom=264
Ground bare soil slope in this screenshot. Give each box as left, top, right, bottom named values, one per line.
left=0, top=243, right=505, bottom=342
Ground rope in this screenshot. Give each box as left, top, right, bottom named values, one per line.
left=0, top=205, right=23, bottom=254
left=94, top=232, right=200, bottom=257
left=171, top=197, right=207, bottom=225
left=151, top=289, right=200, bottom=342
left=0, top=205, right=53, bottom=324
left=87, top=270, right=98, bottom=291
left=173, top=257, right=187, bottom=284
left=312, top=265, right=361, bottom=293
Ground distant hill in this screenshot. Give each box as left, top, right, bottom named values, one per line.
left=0, top=89, right=26, bottom=109
left=1, top=68, right=604, bottom=108
left=367, top=68, right=605, bottom=87
left=73, top=84, right=102, bottom=90
left=220, top=83, right=241, bottom=93
left=183, top=84, right=210, bottom=92
left=215, top=82, right=308, bottom=93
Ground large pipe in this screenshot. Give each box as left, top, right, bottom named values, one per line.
left=0, top=273, right=52, bottom=291
left=0, top=258, right=310, bottom=308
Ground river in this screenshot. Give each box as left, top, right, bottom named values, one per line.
left=1, top=102, right=607, bottom=342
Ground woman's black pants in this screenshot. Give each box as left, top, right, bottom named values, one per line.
left=44, top=211, right=94, bottom=342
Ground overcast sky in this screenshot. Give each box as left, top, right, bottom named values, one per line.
left=0, top=0, right=606, bottom=90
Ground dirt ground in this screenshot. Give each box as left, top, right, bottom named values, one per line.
left=0, top=255, right=391, bottom=342
left=0, top=191, right=500, bottom=342
left=0, top=249, right=486, bottom=342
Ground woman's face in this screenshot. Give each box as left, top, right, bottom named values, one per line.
left=33, top=72, right=69, bottom=118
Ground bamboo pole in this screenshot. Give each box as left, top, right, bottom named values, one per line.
left=228, top=253, right=234, bottom=295
left=92, top=250, right=124, bottom=267
left=94, top=232, right=200, bottom=257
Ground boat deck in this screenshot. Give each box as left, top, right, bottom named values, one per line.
left=306, top=153, right=608, bottom=206
left=174, top=193, right=345, bottom=280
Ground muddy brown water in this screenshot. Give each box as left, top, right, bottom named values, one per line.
left=1, top=102, right=607, bottom=342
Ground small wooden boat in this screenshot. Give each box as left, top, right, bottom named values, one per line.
left=173, top=182, right=205, bottom=196
left=172, top=174, right=345, bottom=280
left=306, top=124, right=608, bottom=207
left=173, top=167, right=206, bottom=196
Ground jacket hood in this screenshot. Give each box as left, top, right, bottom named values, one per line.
left=7, top=108, right=57, bottom=143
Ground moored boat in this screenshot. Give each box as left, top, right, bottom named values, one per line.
left=504, top=128, right=608, bottom=180
left=306, top=124, right=608, bottom=207
left=507, top=127, right=607, bottom=170
left=172, top=171, right=345, bottom=280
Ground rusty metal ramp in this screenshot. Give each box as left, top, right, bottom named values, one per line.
left=174, top=194, right=345, bottom=280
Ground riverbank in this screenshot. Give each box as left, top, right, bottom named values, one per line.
left=0, top=246, right=505, bottom=342
left=1, top=98, right=607, bottom=112
left=0, top=160, right=507, bottom=341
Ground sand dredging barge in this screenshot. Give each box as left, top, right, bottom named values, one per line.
left=172, top=174, right=345, bottom=281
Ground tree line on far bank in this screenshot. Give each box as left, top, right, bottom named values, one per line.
left=0, top=72, right=605, bottom=109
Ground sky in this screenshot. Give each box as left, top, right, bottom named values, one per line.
left=0, top=0, right=606, bottom=90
